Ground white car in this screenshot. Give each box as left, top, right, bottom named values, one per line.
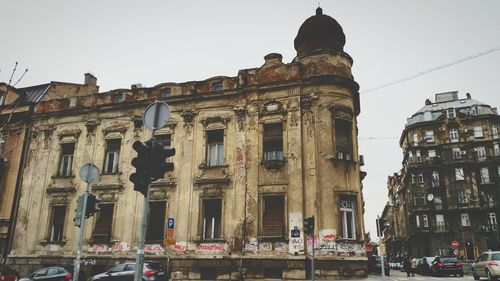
left=472, top=251, right=500, bottom=280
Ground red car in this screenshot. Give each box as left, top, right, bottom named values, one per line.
left=0, top=264, right=20, bottom=281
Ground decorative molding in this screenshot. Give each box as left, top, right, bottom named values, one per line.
left=42, top=126, right=56, bottom=140
left=300, top=94, right=314, bottom=110
left=201, top=116, right=230, bottom=129
left=234, top=106, right=246, bottom=131
left=259, top=100, right=286, bottom=116
left=132, top=116, right=143, bottom=130
left=57, top=129, right=82, bottom=143
left=329, top=105, right=353, bottom=121
left=102, top=125, right=128, bottom=136
left=260, top=158, right=287, bottom=170
left=181, top=110, right=196, bottom=124
left=199, top=188, right=225, bottom=198
left=150, top=180, right=177, bottom=189
left=46, top=187, right=76, bottom=194
left=85, top=120, right=99, bottom=136
left=193, top=177, right=231, bottom=186
left=91, top=183, right=124, bottom=192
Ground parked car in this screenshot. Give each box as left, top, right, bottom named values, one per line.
left=0, top=264, right=20, bottom=281
left=472, top=251, right=500, bottom=281
left=91, top=262, right=166, bottom=281
left=19, top=266, right=72, bottom=281
left=368, top=256, right=390, bottom=276
left=430, top=256, right=464, bottom=277
left=417, top=256, right=435, bottom=275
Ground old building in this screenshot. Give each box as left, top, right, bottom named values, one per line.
left=385, top=91, right=500, bottom=260
left=0, top=75, right=98, bottom=261
left=6, top=8, right=367, bottom=280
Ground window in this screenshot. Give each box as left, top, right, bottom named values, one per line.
left=263, top=123, right=284, bottom=161
left=452, top=147, right=461, bottom=160
left=428, top=150, right=436, bottom=161
left=416, top=150, right=421, bottom=162
left=411, top=173, right=416, bottom=184
left=212, top=82, right=223, bottom=92
left=0, top=132, right=5, bottom=155
left=146, top=201, right=166, bottom=241
left=493, top=125, right=499, bottom=139
left=335, top=119, right=352, bottom=159
left=111, top=94, right=124, bottom=103
left=161, top=88, right=171, bottom=98
left=480, top=167, right=490, bottom=184
left=261, top=195, right=285, bottom=237
left=92, top=203, right=114, bottom=243
left=104, top=139, right=121, bottom=174
left=489, top=213, right=498, bottom=227
left=415, top=215, right=420, bottom=228
left=447, top=109, right=456, bottom=118
left=408, top=151, right=413, bottom=162
left=458, top=191, right=469, bottom=204
left=434, top=196, right=443, bottom=210
left=450, top=128, right=459, bottom=142
left=202, top=199, right=222, bottom=239
left=206, top=130, right=224, bottom=166
left=422, top=214, right=429, bottom=227
left=455, top=168, right=464, bottom=181
left=477, top=146, right=486, bottom=160
left=474, top=126, right=484, bottom=138
left=49, top=205, right=66, bottom=242
left=495, top=144, right=500, bottom=156
left=413, top=133, right=418, bottom=146
left=432, top=171, right=440, bottom=187
left=436, top=214, right=445, bottom=232
left=418, top=172, right=424, bottom=183
left=461, top=213, right=470, bottom=226
left=425, top=131, right=434, bottom=143
left=340, top=198, right=356, bottom=239
left=59, top=143, right=75, bottom=176
left=481, top=192, right=495, bottom=208
left=0, top=92, right=5, bottom=106
left=414, top=195, right=426, bottom=206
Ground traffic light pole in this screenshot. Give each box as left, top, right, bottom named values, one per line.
left=134, top=138, right=154, bottom=281
left=376, top=216, right=386, bottom=278
left=73, top=183, right=90, bottom=281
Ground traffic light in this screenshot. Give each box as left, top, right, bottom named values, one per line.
left=304, top=216, right=315, bottom=236
left=85, top=193, right=101, bottom=218
left=150, top=142, right=175, bottom=180
left=73, top=195, right=85, bottom=227
left=130, top=140, right=153, bottom=196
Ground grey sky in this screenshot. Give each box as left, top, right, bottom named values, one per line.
left=2, top=0, right=500, bottom=240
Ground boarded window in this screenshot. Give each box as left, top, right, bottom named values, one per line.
left=59, top=143, right=75, bottom=176
left=262, top=195, right=285, bottom=237
left=146, top=201, right=166, bottom=242
left=263, top=123, right=283, bottom=161
left=335, top=119, right=352, bottom=159
left=202, top=199, right=222, bottom=239
left=104, top=139, right=121, bottom=173
left=49, top=205, right=66, bottom=242
left=207, top=130, right=224, bottom=166
left=92, top=203, right=114, bottom=243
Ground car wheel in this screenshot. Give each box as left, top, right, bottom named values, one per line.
left=487, top=269, right=498, bottom=281
left=472, top=269, right=480, bottom=280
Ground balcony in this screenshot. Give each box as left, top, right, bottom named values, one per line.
left=435, top=222, right=450, bottom=233
left=476, top=224, right=498, bottom=233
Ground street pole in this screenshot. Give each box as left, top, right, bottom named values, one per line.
left=377, top=216, right=386, bottom=278
left=311, top=233, right=315, bottom=281
left=73, top=184, right=90, bottom=281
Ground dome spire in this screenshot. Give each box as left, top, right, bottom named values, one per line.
left=316, top=6, right=323, bottom=15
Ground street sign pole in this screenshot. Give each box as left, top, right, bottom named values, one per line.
left=74, top=164, right=100, bottom=281
left=134, top=101, right=171, bottom=281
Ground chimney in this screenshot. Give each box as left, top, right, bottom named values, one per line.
left=466, top=93, right=471, bottom=99
left=425, top=99, right=432, bottom=105
left=263, top=53, right=283, bottom=67
left=84, top=73, right=97, bottom=86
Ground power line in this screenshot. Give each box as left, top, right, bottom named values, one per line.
left=361, top=44, right=500, bottom=95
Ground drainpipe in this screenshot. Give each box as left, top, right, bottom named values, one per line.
left=2, top=104, right=34, bottom=262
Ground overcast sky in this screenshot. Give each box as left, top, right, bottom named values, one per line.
left=2, top=0, right=500, bottom=240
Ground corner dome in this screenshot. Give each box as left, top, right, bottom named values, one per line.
left=294, top=7, right=346, bottom=57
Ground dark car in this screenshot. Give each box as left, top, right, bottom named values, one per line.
left=91, top=262, right=166, bottom=281
left=0, top=264, right=20, bottom=281
left=430, top=256, right=464, bottom=277
left=417, top=256, right=435, bottom=275
left=368, top=256, right=390, bottom=276
left=19, top=266, right=72, bottom=281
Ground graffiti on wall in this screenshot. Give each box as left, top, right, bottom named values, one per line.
left=288, top=212, right=304, bottom=254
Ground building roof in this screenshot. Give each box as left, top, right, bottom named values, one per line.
left=18, top=83, right=51, bottom=104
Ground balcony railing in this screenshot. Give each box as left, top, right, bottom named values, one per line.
left=435, top=222, right=449, bottom=233
left=477, top=224, right=498, bottom=232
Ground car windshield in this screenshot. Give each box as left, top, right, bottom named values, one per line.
left=145, top=263, right=161, bottom=271
left=492, top=253, right=500, bottom=261
left=440, top=257, right=458, bottom=263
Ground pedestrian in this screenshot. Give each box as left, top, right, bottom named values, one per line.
left=404, top=257, right=411, bottom=277
left=410, top=258, right=416, bottom=277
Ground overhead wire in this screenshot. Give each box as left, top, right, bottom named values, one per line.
left=360, top=44, right=500, bottom=95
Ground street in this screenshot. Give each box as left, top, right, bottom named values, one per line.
left=365, top=269, right=473, bottom=281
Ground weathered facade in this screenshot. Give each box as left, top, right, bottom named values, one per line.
left=385, top=92, right=500, bottom=261
left=0, top=76, right=98, bottom=261
left=6, top=8, right=367, bottom=280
